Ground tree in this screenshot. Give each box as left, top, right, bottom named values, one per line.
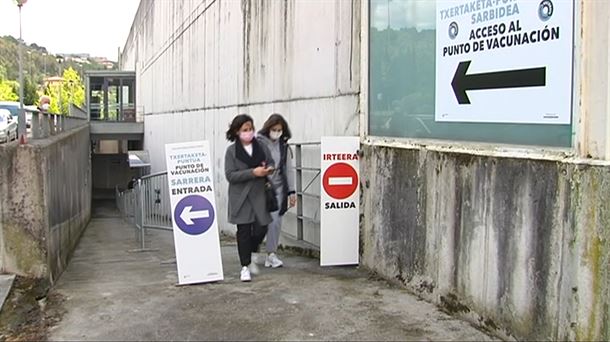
left=0, top=63, right=17, bottom=101
left=0, top=80, right=18, bottom=101
left=0, top=64, right=33, bottom=103
left=45, top=67, right=85, bottom=114
left=23, top=76, right=38, bottom=105
left=0, top=36, right=113, bottom=91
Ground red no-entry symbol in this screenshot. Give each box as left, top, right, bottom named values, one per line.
left=323, top=163, right=358, bottom=200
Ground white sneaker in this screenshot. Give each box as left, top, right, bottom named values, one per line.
left=248, top=262, right=260, bottom=275
left=240, top=266, right=251, bottom=282
left=265, top=253, right=284, bottom=268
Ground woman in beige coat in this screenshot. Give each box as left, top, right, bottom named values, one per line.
left=257, top=113, right=296, bottom=268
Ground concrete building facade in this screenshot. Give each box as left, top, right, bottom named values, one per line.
left=121, top=1, right=608, bottom=340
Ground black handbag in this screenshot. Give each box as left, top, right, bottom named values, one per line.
left=265, top=181, right=279, bottom=212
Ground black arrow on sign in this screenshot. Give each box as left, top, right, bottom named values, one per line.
left=451, top=61, right=546, bottom=105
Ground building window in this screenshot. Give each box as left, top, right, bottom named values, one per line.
left=369, top=0, right=573, bottom=147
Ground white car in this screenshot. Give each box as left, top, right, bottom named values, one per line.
left=0, top=101, right=32, bottom=128
left=0, top=109, right=18, bottom=143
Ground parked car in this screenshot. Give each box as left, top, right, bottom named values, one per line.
left=0, top=108, right=18, bottom=143
left=0, top=101, right=33, bottom=128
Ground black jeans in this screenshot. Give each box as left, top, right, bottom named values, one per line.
left=236, top=222, right=268, bottom=266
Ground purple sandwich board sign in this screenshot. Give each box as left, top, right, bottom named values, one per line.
left=165, top=141, right=223, bottom=284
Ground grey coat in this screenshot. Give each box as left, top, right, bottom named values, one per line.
left=224, top=141, right=274, bottom=226
left=257, top=134, right=296, bottom=215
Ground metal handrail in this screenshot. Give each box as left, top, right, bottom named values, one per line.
left=290, top=142, right=321, bottom=240
left=116, top=172, right=172, bottom=249
left=291, top=141, right=320, bottom=145
left=141, top=170, right=168, bottom=180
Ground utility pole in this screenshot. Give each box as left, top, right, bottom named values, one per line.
left=27, top=50, right=32, bottom=78
left=42, top=52, right=47, bottom=88
left=57, top=55, right=64, bottom=114
left=69, top=80, right=74, bottom=106
left=16, top=0, right=28, bottom=144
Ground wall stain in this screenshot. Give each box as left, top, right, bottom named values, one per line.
left=362, top=145, right=610, bottom=341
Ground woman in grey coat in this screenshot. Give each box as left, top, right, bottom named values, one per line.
left=257, top=113, right=296, bottom=268
left=224, top=114, right=275, bottom=282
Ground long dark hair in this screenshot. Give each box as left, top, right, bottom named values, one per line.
left=226, top=114, right=254, bottom=142
left=259, top=113, right=292, bottom=141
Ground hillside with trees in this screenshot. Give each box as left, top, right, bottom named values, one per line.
left=0, top=35, right=116, bottom=112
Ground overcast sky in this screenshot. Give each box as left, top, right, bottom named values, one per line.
left=0, top=0, right=140, bottom=61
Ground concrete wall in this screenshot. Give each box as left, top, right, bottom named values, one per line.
left=120, top=2, right=608, bottom=340
left=360, top=144, right=609, bottom=341
left=121, top=0, right=360, bottom=238
left=356, top=1, right=609, bottom=340
left=0, top=126, right=92, bottom=283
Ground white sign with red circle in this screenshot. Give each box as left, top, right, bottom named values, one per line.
left=320, top=136, right=360, bottom=266
left=323, top=163, right=358, bottom=200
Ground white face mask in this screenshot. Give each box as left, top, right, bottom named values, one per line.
left=41, top=103, right=50, bottom=111
left=269, top=130, right=283, bottom=140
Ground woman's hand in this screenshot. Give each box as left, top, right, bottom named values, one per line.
left=253, top=166, right=274, bottom=177
left=289, top=194, right=296, bottom=208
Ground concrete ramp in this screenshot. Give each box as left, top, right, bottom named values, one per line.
left=47, top=208, right=495, bottom=341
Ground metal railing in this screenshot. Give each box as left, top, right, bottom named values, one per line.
left=89, top=103, right=143, bottom=122
left=116, top=187, right=136, bottom=224
left=291, top=142, right=321, bottom=241
left=30, top=111, right=88, bottom=139
left=116, top=171, right=172, bottom=249
left=116, top=144, right=321, bottom=248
